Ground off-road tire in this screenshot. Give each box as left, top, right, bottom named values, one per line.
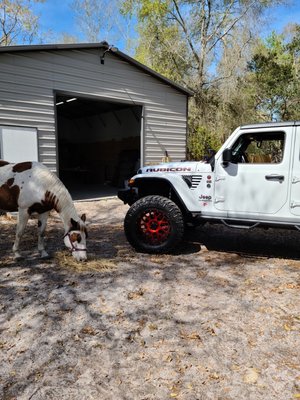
left=124, top=195, right=185, bottom=254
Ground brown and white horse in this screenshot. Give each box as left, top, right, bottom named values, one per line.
left=0, top=160, right=88, bottom=261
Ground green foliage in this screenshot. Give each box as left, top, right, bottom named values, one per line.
left=122, top=0, right=192, bottom=84
left=247, top=28, right=300, bottom=120
left=187, top=126, right=222, bottom=161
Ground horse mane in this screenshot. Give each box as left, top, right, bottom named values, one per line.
left=36, top=164, right=79, bottom=221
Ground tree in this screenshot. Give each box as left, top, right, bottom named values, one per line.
left=120, top=0, right=288, bottom=157
left=247, top=27, right=300, bottom=121
left=121, top=1, right=284, bottom=110
left=0, top=0, right=45, bottom=46
left=71, top=0, right=134, bottom=45
left=68, top=0, right=292, bottom=157
left=58, top=32, right=79, bottom=44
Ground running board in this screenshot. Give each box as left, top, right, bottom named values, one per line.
left=221, top=220, right=260, bottom=230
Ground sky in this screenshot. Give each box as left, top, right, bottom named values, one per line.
left=34, top=0, right=77, bottom=41
left=266, top=2, right=300, bottom=33
left=33, top=0, right=134, bottom=51
left=33, top=1, right=300, bottom=53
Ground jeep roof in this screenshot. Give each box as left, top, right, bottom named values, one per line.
left=241, top=121, right=300, bottom=130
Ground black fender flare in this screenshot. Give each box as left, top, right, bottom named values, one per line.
left=133, top=176, right=189, bottom=213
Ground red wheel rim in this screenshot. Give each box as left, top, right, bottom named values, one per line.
left=137, top=208, right=171, bottom=245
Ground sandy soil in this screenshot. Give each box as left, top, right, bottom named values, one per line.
left=0, top=198, right=300, bottom=400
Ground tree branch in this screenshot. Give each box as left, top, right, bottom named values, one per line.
left=207, top=0, right=256, bottom=54
left=170, top=0, right=201, bottom=65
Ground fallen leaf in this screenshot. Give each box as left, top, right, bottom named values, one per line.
left=209, top=372, right=220, bottom=380
left=128, top=288, right=145, bottom=300
left=81, top=326, right=97, bottom=335
left=180, top=330, right=202, bottom=341
left=284, top=324, right=292, bottom=331
left=243, top=368, right=259, bottom=384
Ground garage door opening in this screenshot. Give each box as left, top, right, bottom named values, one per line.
left=56, top=94, right=142, bottom=200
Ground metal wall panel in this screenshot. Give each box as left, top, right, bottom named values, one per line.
left=0, top=49, right=188, bottom=170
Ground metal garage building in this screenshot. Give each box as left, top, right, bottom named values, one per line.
left=0, top=42, right=191, bottom=198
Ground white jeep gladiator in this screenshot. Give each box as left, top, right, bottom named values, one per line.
left=118, top=121, right=300, bottom=253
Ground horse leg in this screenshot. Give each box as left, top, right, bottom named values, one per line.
left=12, top=208, right=29, bottom=259
left=37, top=212, right=50, bottom=258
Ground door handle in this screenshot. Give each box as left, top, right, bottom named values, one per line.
left=265, top=174, right=284, bottom=182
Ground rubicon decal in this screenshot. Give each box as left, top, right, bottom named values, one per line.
left=146, top=167, right=192, bottom=172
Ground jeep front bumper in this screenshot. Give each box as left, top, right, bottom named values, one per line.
left=117, top=188, right=138, bottom=205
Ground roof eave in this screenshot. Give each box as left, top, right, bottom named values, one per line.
left=0, top=42, right=193, bottom=97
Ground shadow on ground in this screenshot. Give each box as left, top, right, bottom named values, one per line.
left=1, top=215, right=300, bottom=263
left=1, top=211, right=300, bottom=400
left=185, top=223, right=300, bottom=260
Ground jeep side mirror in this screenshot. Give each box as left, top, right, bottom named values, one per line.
left=222, top=148, right=232, bottom=164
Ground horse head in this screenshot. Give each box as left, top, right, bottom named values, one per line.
left=64, top=214, right=88, bottom=261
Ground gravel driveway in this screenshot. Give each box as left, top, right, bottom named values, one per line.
left=0, top=198, right=299, bottom=400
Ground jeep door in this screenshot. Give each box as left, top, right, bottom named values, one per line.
left=290, top=125, right=300, bottom=216
left=214, top=127, right=291, bottom=217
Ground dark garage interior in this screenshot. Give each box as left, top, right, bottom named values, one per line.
left=56, top=94, right=142, bottom=200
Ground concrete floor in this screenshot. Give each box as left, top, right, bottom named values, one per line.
left=66, top=183, right=119, bottom=201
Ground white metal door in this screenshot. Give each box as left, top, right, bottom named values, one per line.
left=0, top=126, right=38, bottom=162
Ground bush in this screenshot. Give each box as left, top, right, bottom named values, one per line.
left=187, top=126, right=222, bottom=161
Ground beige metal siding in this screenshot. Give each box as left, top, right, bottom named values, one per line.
left=0, top=49, right=187, bottom=171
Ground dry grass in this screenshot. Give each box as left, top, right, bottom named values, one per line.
left=55, top=251, right=118, bottom=273
left=0, top=257, right=15, bottom=267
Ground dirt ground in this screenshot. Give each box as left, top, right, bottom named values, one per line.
left=0, top=198, right=300, bottom=400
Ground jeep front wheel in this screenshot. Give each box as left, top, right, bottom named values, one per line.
left=124, top=195, right=185, bottom=254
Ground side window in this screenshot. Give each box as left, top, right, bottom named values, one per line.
left=231, top=132, right=285, bottom=164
